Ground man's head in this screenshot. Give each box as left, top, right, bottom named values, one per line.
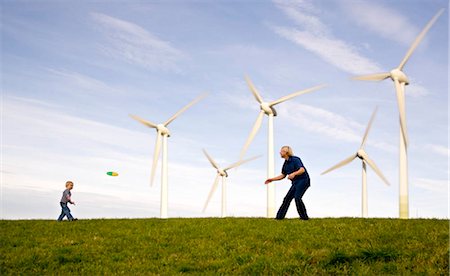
left=65, top=181, right=74, bottom=190
left=280, top=146, right=293, bottom=159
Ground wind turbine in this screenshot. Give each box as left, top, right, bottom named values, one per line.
left=240, top=76, right=326, bottom=218
left=130, top=93, right=207, bottom=218
left=353, top=9, right=444, bottom=219
left=321, top=107, right=390, bottom=218
left=202, top=149, right=260, bottom=217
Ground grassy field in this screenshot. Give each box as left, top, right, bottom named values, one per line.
left=1, top=217, right=448, bottom=274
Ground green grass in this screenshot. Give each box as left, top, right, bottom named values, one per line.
left=1, top=218, right=448, bottom=274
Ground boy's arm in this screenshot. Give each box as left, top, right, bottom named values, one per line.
left=66, top=194, right=75, bottom=205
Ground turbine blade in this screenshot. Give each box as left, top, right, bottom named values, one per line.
left=239, top=110, right=265, bottom=160
left=150, top=132, right=162, bottom=187
left=203, top=174, right=221, bottom=212
left=362, top=153, right=390, bottom=186
left=270, top=84, right=327, bottom=106
left=224, top=155, right=262, bottom=171
left=245, top=75, right=264, bottom=104
left=202, top=149, right=220, bottom=170
left=352, top=73, right=391, bottom=81
left=164, top=93, right=208, bottom=126
left=321, top=154, right=357, bottom=175
left=129, top=114, right=158, bottom=129
left=398, top=9, right=445, bottom=70
left=360, top=106, right=378, bottom=149
left=394, top=79, right=409, bottom=147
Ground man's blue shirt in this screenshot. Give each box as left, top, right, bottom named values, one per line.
left=282, top=156, right=309, bottom=182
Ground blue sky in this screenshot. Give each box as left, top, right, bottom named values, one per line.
left=2, top=0, right=448, bottom=219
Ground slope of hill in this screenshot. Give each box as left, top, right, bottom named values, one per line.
left=1, top=218, right=448, bottom=274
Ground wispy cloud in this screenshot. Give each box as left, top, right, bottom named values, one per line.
left=91, top=12, right=184, bottom=71
left=340, top=0, right=419, bottom=46
left=425, top=144, right=450, bottom=157
left=47, top=69, right=121, bottom=94
left=272, top=27, right=382, bottom=75
left=279, top=102, right=362, bottom=142
left=272, top=0, right=382, bottom=75
left=273, top=0, right=329, bottom=36
left=413, top=178, right=448, bottom=193
left=405, top=83, right=430, bottom=97
left=4, top=96, right=149, bottom=153
left=278, top=102, right=396, bottom=152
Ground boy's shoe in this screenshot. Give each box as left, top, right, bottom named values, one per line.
left=71, top=218, right=78, bottom=221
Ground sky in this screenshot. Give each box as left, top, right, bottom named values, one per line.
left=1, top=0, right=448, bottom=220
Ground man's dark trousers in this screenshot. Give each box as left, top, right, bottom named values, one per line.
left=276, top=178, right=310, bottom=220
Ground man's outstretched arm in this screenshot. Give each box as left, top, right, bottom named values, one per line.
left=265, top=174, right=286, bottom=184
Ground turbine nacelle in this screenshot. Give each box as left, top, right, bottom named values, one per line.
left=217, top=169, right=228, bottom=177
left=260, top=102, right=277, bottom=116
left=357, top=149, right=367, bottom=160
left=390, top=69, right=409, bottom=85
left=156, top=124, right=171, bottom=137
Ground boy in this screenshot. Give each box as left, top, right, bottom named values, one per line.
left=57, top=181, right=77, bottom=221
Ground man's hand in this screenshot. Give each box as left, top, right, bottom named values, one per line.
left=288, top=173, right=295, bottom=180
left=264, top=179, right=272, bottom=185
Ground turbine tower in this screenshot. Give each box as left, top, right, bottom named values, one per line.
left=202, top=149, right=260, bottom=217
left=240, top=76, right=326, bottom=218
left=321, top=107, right=390, bottom=217
left=130, top=93, right=207, bottom=218
left=353, top=9, right=444, bottom=219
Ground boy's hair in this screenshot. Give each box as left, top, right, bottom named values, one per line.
left=65, top=181, right=74, bottom=187
left=282, top=146, right=294, bottom=157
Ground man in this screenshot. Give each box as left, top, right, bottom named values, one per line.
left=265, top=146, right=310, bottom=220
